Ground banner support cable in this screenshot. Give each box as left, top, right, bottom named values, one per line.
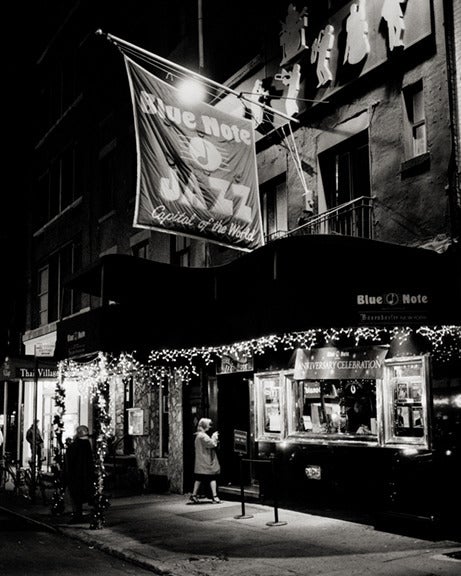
left=98, top=30, right=299, bottom=126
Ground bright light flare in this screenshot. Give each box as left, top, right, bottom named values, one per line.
left=177, top=78, right=205, bottom=105
left=401, top=447, right=418, bottom=456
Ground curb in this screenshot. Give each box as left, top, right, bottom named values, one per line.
left=0, top=504, right=58, bottom=534
left=58, top=529, right=175, bottom=575
left=0, top=503, right=177, bottom=576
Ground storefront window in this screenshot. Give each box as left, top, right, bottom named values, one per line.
left=288, top=377, right=378, bottom=439
left=255, top=373, right=285, bottom=440
left=382, top=356, right=430, bottom=448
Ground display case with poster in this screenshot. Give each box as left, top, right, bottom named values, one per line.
left=254, top=372, right=286, bottom=441
left=382, top=355, right=431, bottom=448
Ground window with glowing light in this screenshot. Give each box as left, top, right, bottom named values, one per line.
left=287, top=376, right=378, bottom=439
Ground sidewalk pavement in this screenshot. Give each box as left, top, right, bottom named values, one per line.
left=1, top=489, right=460, bottom=576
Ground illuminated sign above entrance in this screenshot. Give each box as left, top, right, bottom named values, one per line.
left=293, top=346, right=389, bottom=380
left=355, top=290, right=432, bottom=324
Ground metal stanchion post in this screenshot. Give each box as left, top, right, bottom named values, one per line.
left=234, top=455, right=253, bottom=519
left=266, top=453, right=287, bottom=527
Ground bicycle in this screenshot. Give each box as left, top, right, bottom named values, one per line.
left=23, top=460, right=48, bottom=505
left=0, top=453, right=48, bottom=504
left=0, top=452, right=27, bottom=495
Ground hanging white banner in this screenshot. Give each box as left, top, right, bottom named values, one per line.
left=125, top=56, right=264, bottom=252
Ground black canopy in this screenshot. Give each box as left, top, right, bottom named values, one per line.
left=56, top=235, right=461, bottom=358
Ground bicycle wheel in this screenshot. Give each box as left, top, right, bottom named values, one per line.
left=19, top=467, right=33, bottom=499
left=2, top=463, right=21, bottom=494
left=36, top=472, right=48, bottom=505
left=0, top=461, right=9, bottom=489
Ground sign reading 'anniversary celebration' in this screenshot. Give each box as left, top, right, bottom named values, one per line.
left=294, top=346, right=389, bottom=380
left=125, top=57, right=264, bottom=252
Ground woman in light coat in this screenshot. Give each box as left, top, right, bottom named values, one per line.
left=190, top=417, right=221, bottom=503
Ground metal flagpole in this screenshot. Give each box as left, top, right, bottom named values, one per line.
left=97, top=30, right=299, bottom=126
left=197, top=0, right=204, bottom=74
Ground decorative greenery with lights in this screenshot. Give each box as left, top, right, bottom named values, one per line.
left=89, top=353, right=112, bottom=529
left=50, top=366, right=66, bottom=516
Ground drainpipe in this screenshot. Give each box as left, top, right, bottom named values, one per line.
left=443, top=0, right=461, bottom=244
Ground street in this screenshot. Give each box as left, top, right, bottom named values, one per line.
left=0, top=510, right=151, bottom=576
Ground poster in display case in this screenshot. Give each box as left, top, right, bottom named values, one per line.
left=254, top=372, right=286, bottom=440
left=127, top=408, right=147, bottom=436
left=383, top=355, right=430, bottom=448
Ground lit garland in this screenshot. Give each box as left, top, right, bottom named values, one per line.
left=147, top=325, right=461, bottom=366
left=50, top=365, right=66, bottom=516
left=57, top=351, right=196, bottom=529
left=145, top=364, right=198, bottom=386
left=89, top=353, right=111, bottom=530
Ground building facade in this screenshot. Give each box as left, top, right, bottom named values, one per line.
left=4, top=0, right=459, bottom=536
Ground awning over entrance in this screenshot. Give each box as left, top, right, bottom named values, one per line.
left=57, top=235, right=461, bottom=358
left=1, top=356, right=58, bottom=380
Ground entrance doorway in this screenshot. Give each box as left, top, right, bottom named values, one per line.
left=1, top=380, right=23, bottom=461
left=217, top=374, right=253, bottom=487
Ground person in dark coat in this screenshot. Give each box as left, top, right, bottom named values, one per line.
left=63, top=425, right=94, bottom=523
left=26, top=419, right=44, bottom=468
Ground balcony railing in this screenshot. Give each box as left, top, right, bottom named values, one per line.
left=265, top=196, right=374, bottom=243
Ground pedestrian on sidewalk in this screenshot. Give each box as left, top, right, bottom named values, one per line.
left=63, top=425, right=95, bottom=523
left=190, top=418, right=221, bottom=504
left=26, top=419, right=44, bottom=468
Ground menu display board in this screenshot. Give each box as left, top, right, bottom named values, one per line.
left=383, top=356, right=430, bottom=448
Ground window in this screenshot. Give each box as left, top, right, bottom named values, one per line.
left=255, top=372, right=285, bottom=440
left=39, top=50, right=81, bottom=130
left=36, top=239, right=82, bottom=327
left=61, top=50, right=80, bottom=112
left=288, top=377, right=377, bottom=439
left=59, top=241, right=82, bottom=319
left=319, top=131, right=370, bottom=209
left=60, top=145, right=76, bottom=210
left=382, top=356, right=430, bottom=448
left=132, top=239, right=150, bottom=260
left=38, top=267, right=49, bottom=326
left=37, top=173, right=51, bottom=229
left=403, top=81, right=427, bottom=159
left=261, top=175, right=287, bottom=241
left=171, top=235, right=191, bottom=266
left=98, top=143, right=116, bottom=217
left=318, top=131, right=371, bottom=237
left=35, top=142, right=81, bottom=229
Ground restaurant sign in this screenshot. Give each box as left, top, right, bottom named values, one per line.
left=294, top=346, right=388, bottom=380
left=355, top=290, right=431, bottom=325
left=217, top=353, right=254, bottom=375
left=1, top=356, right=58, bottom=380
